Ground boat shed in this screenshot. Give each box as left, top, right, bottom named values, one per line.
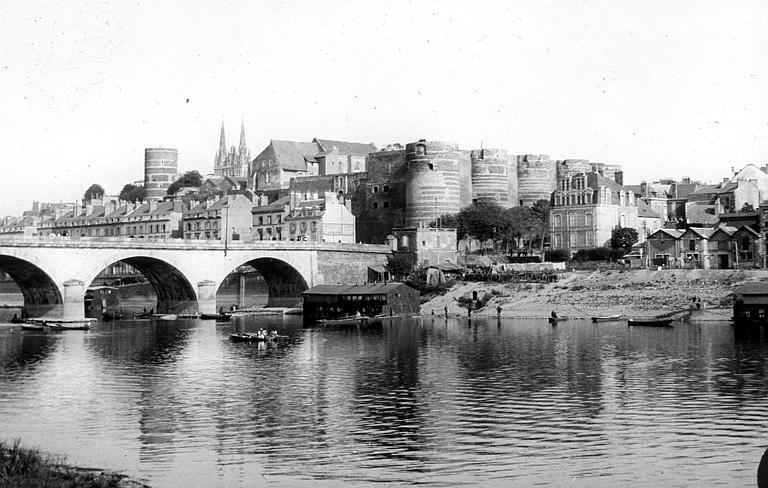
left=302, top=282, right=420, bottom=322
left=732, top=282, right=768, bottom=327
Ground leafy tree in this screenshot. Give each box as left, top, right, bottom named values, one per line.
left=610, top=227, right=639, bottom=255
left=386, top=252, right=417, bottom=279
left=545, top=248, right=570, bottom=262
left=83, top=183, right=105, bottom=202
left=167, top=171, right=203, bottom=195
left=740, top=203, right=755, bottom=213
left=119, top=183, right=146, bottom=203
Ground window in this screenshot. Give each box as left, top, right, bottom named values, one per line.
left=372, top=202, right=378, bottom=209
left=372, top=186, right=379, bottom=194
left=585, top=213, right=592, bottom=226
left=258, top=216, right=263, bottom=225
left=383, top=185, right=389, bottom=193
left=383, top=201, right=389, bottom=208
left=569, top=233, right=577, bottom=246
left=554, top=214, right=562, bottom=228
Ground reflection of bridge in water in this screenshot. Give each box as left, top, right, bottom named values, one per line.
left=0, top=237, right=390, bottom=319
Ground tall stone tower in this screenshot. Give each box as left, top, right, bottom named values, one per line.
left=470, top=148, right=517, bottom=208
left=214, top=121, right=250, bottom=177
left=144, top=148, right=178, bottom=201
left=404, top=140, right=462, bottom=227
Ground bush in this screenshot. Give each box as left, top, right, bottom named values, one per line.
left=545, top=248, right=570, bottom=262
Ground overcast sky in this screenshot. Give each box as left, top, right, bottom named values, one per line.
left=1, top=0, right=766, bottom=216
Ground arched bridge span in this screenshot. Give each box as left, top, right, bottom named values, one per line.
left=0, top=238, right=390, bottom=319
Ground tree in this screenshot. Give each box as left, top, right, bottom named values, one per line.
left=119, top=183, right=146, bottom=203
left=740, top=203, right=755, bottom=213
left=610, top=227, right=639, bottom=255
left=386, top=252, right=417, bottom=279
left=167, top=171, right=203, bottom=195
left=83, top=183, right=105, bottom=202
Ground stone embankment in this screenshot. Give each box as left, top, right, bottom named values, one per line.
left=421, top=268, right=768, bottom=319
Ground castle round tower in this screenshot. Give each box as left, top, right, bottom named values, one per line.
left=517, top=154, right=556, bottom=206
left=557, top=159, right=591, bottom=179
left=405, top=140, right=462, bottom=227
left=470, top=148, right=517, bottom=208
left=144, top=148, right=178, bottom=201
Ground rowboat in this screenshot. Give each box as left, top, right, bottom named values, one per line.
left=20, top=323, right=47, bottom=331
left=230, top=332, right=267, bottom=342
left=156, top=314, right=177, bottom=321
left=591, top=315, right=624, bottom=323
left=548, top=316, right=568, bottom=325
left=627, top=317, right=674, bottom=327
left=316, top=316, right=370, bottom=326
left=199, top=312, right=232, bottom=321
left=47, top=321, right=93, bottom=331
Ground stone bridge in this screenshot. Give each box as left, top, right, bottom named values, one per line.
left=0, top=237, right=391, bottom=319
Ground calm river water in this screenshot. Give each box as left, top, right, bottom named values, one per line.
left=0, top=314, right=766, bottom=487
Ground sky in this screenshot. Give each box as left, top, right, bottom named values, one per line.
left=1, top=0, right=767, bottom=216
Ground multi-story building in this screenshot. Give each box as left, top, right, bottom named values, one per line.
left=182, top=193, right=254, bottom=241
left=388, top=227, right=458, bottom=268
left=285, top=192, right=355, bottom=243
left=550, top=172, right=638, bottom=254
left=251, top=195, right=290, bottom=241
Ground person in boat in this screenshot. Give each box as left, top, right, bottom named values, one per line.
left=355, top=311, right=362, bottom=319
left=551, top=310, right=558, bottom=319
left=497, top=305, right=502, bottom=317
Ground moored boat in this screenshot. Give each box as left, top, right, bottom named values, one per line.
left=548, top=316, right=568, bottom=325
left=591, top=315, right=624, bottom=323
left=230, top=332, right=267, bottom=342
left=20, top=323, right=47, bottom=331
left=627, top=317, right=674, bottom=327
left=200, top=312, right=232, bottom=321
left=316, top=315, right=370, bottom=326
left=156, top=314, right=178, bottom=321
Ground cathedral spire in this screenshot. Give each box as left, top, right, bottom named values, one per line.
left=239, top=120, right=247, bottom=151
left=219, top=121, right=227, bottom=156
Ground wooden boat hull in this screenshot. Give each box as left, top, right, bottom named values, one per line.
left=199, top=313, right=232, bottom=321
left=591, top=315, right=624, bottom=323
left=627, top=318, right=674, bottom=327
left=230, top=333, right=266, bottom=342
left=317, top=316, right=370, bottom=326
left=48, top=323, right=91, bottom=330
left=548, top=317, right=567, bottom=325
left=20, top=324, right=47, bottom=331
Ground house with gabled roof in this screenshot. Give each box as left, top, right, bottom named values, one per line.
left=646, top=229, right=685, bottom=267
left=182, top=193, right=254, bottom=242
left=251, top=140, right=322, bottom=191
left=312, top=138, right=376, bottom=175
left=550, top=171, right=638, bottom=254
left=647, top=224, right=763, bottom=269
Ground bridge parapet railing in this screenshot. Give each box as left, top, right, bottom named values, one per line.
left=0, top=235, right=391, bottom=253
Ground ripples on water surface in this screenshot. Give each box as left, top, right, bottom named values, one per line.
left=0, top=315, right=767, bottom=487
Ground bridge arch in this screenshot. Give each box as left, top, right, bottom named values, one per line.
left=84, top=256, right=198, bottom=314
left=0, top=255, right=62, bottom=317
left=213, top=257, right=309, bottom=308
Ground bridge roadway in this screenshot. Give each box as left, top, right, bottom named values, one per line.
left=0, top=236, right=391, bottom=320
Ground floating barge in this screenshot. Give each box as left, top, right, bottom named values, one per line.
left=302, top=282, right=419, bottom=324
left=732, top=282, right=768, bottom=327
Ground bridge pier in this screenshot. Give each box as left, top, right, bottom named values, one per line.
left=197, top=280, right=218, bottom=315
left=62, top=279, right=86, bottom=320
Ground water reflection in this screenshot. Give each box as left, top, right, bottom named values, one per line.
left=0, top=317, right=766, bottom=487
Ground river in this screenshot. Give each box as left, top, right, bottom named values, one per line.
left=0, top=314, right=765, bottom=487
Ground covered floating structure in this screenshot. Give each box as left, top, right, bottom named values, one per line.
left=732, top=282, right=768, bottom=327
left=302, top=282, right=420, bottom=323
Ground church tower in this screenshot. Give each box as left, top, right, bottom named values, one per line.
left=214, top=122, right=227, bottom=175
left=213, top=120, right=250, bottom=178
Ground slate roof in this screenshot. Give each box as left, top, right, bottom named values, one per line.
left=251, top=196, right=290, bottom=214
left=253, top=140, right=322, bottom=171
left=734, top=282, right=768, bottom=296
left=637, top=200, right=661, bottom=218
left=685, top=202, right=718, bottom=225
left=313, top=139, right=376, bottom=157
left=302, top=282, right=409, bottom=296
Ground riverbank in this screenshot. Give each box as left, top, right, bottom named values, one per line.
left=420, top=268, right=768, bottom=319
left=0, top=440, right=147, bottom=488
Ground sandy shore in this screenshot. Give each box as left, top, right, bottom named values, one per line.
left=420, top=268, right=768, bottom=319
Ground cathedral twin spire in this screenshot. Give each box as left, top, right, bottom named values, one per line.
left=214, top=121, right=250, bottom=177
